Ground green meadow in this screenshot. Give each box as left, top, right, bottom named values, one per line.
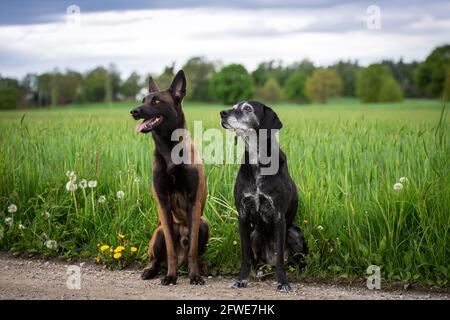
left=0, top=98, right=448, bottom=287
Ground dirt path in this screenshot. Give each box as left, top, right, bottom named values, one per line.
left=0, top=253, right=447, bottom=300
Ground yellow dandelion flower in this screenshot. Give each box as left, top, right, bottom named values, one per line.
left=118, top=234, right=125, bottom=239
left=100, top=245, right=110, bottom=252
left=109, top=248, right=113, bottom=253
left=114, top=246, right=125, bottom=253
left=303, top=219, right=308, bottom=225
left=130, top=247, right=137, bottom=253
left=113, top=252, right=122, bottom=259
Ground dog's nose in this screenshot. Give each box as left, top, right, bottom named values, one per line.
left=220, top=110, right=229, bottom=118
left=130, top=107, right=141, bottom=118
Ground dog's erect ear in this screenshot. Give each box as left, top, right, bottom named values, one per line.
left=148, top=77, right=160, bottom=93
left=169, top=70, right=186, bottom=102
left=259, top=105, right=282, bottom=130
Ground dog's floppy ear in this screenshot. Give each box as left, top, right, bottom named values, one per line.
left=148, top=77, right=160, bottom=93
left=259, top=105, right=282, bottom=130
left=169, top=70, right=186, bottom=103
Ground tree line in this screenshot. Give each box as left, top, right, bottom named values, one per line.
left=0, top=45, right=449, bottom=110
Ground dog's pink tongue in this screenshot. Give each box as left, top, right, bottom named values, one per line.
left=135, top=121, right=148, bottom=133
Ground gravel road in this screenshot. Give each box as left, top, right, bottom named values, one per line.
left=0, top=253, right=448, bottom=300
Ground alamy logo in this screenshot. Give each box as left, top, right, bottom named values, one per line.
left=170, top=122, right=280, bottom=175
left=366, top=265, right=381, bottom=290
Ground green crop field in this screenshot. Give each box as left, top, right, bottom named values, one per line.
left=0, top=98, right=449, bottom=287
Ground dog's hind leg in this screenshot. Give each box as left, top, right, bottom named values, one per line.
left=286, top=223, right=308, bottom=268
left=197, top=218, right=210, bottom=275
left=142, top=225, right=166, bottom=280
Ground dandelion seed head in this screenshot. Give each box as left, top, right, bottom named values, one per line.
left=317, top=225, right=324, bottom=231
left=88, top=180, right=97, bottom=188
left=65, top=181, right=78, bottom=192
left=98, top=195, right=106, bottom=203
left=7, top=204, right=17, bottom=213
left=233, top=240, right=238, bottom=245
left=399, top=177, right=408, bottom=183
left=79, top=179, right=87, bottom=189
left=5, top=217, right=13, bottom=226
left=394, top=182, right=403, bottom=191
left=45, top=240, right=58, bottom=250
left=116, top=190, right=125, bottom=199
left=19, top=224, right=26, bottom=230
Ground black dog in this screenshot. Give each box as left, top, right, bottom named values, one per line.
left=220, top=101, right=308, bottom=292
left=130, top=70, right=209, bottom=285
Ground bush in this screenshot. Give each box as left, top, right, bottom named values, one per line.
left=0, top=78, right=22, bottom=110
left=357, top=64, right=404, bottom=102
left=379, top=76, right=404, bottom=102
left=305, top=68, right=342, bottom=103
left=255, top=78, right=282, bottom=103
left=210, top=64, right=253, bottom=105
left=283, top=72, right=309, bottom=102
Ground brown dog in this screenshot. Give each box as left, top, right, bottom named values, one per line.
left=130, top=70, right=209, bottom=285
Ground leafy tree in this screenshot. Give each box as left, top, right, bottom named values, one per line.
left=443, top=64, right=450, bottom=99
left=331, top=60, right=360, bottom=96
left=283, top=71, right=309, bottom=102
left=382, top=59, right=419, bottom=97
left=210, top=64, right=253, bottom=105
left=0, top=77, right=22, bottom=110
left=415, top=45, right=450, bottom=97
left=157, top=63, right=175, bottom=89
left=182, top=57, right=216, bottom=101
left=255, top=78, right=282, bottom=103
left=305, top=68, right=342, bottom=103
left=120, top=72, right=141, bottom=99
left=84, top=67, right=109, bottom=102
left=356, top=64, right=404, bottom=102
left=252, top=59, right=314, bottom=88
left=379, top=76, right=404, bottom=102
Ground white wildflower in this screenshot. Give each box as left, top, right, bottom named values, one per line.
left=44, top=211, right=51, bottom=219
left=66, top=181, right=78, bottom=192
left=5, top=217, right=13, bottom=226
left=19, top=224, right=26, bottom=230
left=134, top=176, right=140, bottom=183
left=45, top=240, right=58, bottom=250
left=317, top=225, right=324, bottom=231
left=98, top=195, right=106, bottom=204
left=7, top=204, right=17, bottom=213
left=394, top=182, right=403, bottom=191
left=399, top=177, right=408, bottom=183
left=79, top=179, right=87, bottom=189
left=88, top=180, right=97, bottom=188
left=116, top=191, right=125, bottom=199
left=233, top=240, right=238, bottom=245
left=66, top=171, right=77, bottom=181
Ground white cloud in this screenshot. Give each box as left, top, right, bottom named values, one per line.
left=0, top=6, right=448, bottom=78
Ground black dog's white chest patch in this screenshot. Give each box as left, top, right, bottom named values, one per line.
left=241, top=171, right=277, bottom=222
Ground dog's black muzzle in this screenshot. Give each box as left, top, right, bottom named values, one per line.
left=130, top=107, right=144, bottom=120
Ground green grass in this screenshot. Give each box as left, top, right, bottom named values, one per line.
left=0, top=98, right=449, bottom=287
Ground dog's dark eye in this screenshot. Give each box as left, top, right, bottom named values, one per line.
left=152, top=97, right=161, bottom=104
left=244, top=105, right=252, bottom=112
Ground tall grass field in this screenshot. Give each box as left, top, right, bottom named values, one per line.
left=0, top=98, right=448, bottom=287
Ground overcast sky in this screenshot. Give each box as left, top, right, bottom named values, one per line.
left=0, top=0, right=449, bottom=78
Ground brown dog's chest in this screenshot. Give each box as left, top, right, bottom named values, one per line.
left=170, top=191, right=189, bottom=225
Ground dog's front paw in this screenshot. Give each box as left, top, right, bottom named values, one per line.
left=141, top=267, right=158, bottom=280
left=230, top=279, right=248, bottom=289
left=276, top=282, right=292, bottom=293
left=190, top=275, right=205, bottom=285
left=161, top=275, right=177, bottom=285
